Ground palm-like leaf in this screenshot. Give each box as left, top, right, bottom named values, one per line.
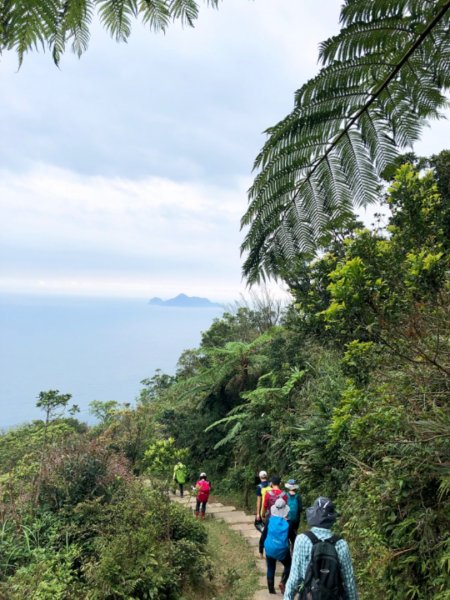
left=97, top=0, right=137, bottom=41
left=242, top=0, right=450, bottom=283
left=0, top=0, right=221, bottom=64
left=175, top=333, right=272, bottom=411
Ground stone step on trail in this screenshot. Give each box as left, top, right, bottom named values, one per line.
left=168, top=491, right=276, bottom=599
left=240, top=530, right=261, bottom=540
left=212, top=511, right=254, bottom=525
left=254, top=557, right=267, bottom=574
left=246, top=536, right=261, bottom=547
left=230, top=523, right=256, bottom=533
left=206, top=505, right=237, bottom=513
left=170, top=494, right=195, bottom=503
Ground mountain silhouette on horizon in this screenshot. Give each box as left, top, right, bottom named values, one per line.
left=148, top=293, right=224, bottom=308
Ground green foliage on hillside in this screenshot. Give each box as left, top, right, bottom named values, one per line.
left=1, top=152, right=449, bottom=598
left=136, top=153, right=449, bottom=599
left=0, top=399, right=210, bottom=598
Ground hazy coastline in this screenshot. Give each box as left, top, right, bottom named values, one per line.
left=0, top=294, right=223, bottom=428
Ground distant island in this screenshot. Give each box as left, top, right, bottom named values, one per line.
left=149, top=293, right=224, bottom=308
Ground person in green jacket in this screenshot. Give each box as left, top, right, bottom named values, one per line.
left=173, top=462, right=187, bottom=497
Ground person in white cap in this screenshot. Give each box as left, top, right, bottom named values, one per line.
left=255, top=470, right=269, bottom=529
left=259, top=497, right=291, bottom=594
left=194, top=472, right=211, bottom=519
left=285, top=478, right=302, bottom=545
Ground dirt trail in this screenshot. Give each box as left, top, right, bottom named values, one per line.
left=170, top=492, right=284, bottom=599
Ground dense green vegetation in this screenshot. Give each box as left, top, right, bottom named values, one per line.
left=1, top=152, right=449, bottom=598
left=3, top=2, right=449, bottom=598
left=182, top=154, right=450, bottom=599
left=0, top=398, right=211, bottom=599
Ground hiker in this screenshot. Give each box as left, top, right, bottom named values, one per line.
left=284, top=496, right=358, bottom=600
left=173, top=461, right=187, bottom=497
left=259, top=497, right=292, bottom=594
left=285, top=479, right=302, bottom=546
left=194, top=472, right=211, bottom=519
left=255, top=469, right=270, bottom=531
left=263, top=475, right=288, bottom=521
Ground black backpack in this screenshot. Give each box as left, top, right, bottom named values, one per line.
left=299, top=531, right=344, bottom=600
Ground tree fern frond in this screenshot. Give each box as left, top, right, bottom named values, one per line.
left=97, top=0, right=137, bottom=41
left=213, top=421, right=243, bottom=450
left=48, top=0, right=89, bottom=63
left=6, top=0, right=57, bottom=65
left=294, top=58, right=394, bottom=107
left=139, top=0, right=170, bottom=31
left=204, top=411, right=247, bottom=433
left=242, top=0, right=450, bottom=283
left=319, top=17, right=416, bottom=64
left=169, top=0, right=199, bottom=27
left=359, top=108, right=397, bottom=171
left=1, top=0, right=221, bottom=62
left=341, top=0, right=406, bottom=25
left=340, top=0, right=435, bottom=27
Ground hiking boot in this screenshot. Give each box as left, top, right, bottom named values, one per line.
left=201, top=512, right=206, bottom=520
left=267, top=577, right=276, bottom=594
left=195, top=511, right=199, bottom=519
left=279, top=581, right=286, bottom=593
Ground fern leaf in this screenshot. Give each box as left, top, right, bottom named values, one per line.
left=97, top=0, right=137, bottom=41
left=242, top=0, right=450, bottom=283
left=137, top=0, right=168, bottom=30
left=169, top=0, right=198, bottom=27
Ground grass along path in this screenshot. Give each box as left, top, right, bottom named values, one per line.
left=171, top=493, right=284, bottom=599
left=184, top=516, right=259, bottom=600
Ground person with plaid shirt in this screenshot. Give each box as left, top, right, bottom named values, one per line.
left=284, top=496, right=358, bottom=600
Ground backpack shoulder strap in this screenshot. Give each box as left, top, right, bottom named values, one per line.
left=303, top=530, right=320, bottom=545
left=326, top=534, right=341, bottom=545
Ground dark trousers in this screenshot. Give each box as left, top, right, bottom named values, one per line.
left=195, top=499, right=207, bottom=513
left=266, top=551, right=291, bottom=584
left=178, top=483, right=184, bottom=497
left=288, top=520, right=299, bottom=546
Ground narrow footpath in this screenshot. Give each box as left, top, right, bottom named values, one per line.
left=170, top=493, right=283, bottom=599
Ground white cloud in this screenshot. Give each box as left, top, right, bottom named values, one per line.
left=0, top=164, right=251, bottom=298
left=1, top=0, right=448, bottom=302
left=0, top=1, right=342, bottom=182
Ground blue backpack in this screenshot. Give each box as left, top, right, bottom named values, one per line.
left=287, top=493, right=302, bottom=523
left=264, top=516, right=289, bottom=560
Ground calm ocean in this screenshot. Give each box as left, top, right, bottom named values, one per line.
left=0, top=294, right=223, bottom=429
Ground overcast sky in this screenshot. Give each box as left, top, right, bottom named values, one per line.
left=2, top=0, right=450, bottom=301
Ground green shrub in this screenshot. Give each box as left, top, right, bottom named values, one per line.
left=143, top=438, right=187, bottom=481
left=0, top=546, right=84, bottom=600
left=82, top=484, right=211, bottom=599
left=38, top=438, right=132, bottom=510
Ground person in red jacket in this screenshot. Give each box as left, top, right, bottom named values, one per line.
left=194, top=472, right=211, bottom=519
left=263, top=475, right=288, bottom=521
